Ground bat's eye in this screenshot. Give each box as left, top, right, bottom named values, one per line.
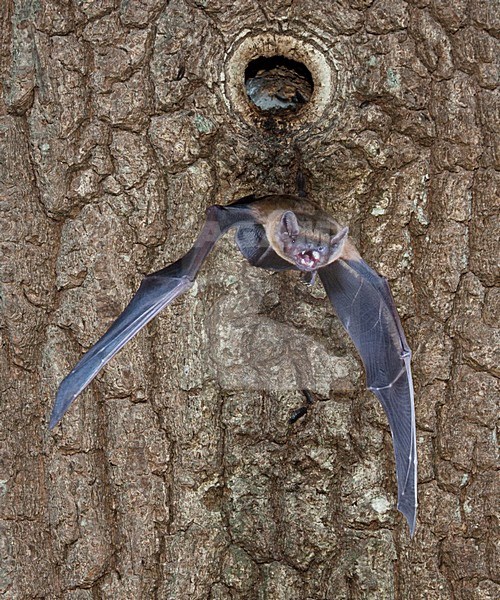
left=318, top=245, right=325, bottom=252
left=291, top=238, right=296, bottom=244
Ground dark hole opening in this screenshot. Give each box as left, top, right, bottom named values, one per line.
left=244, top=55, right=314, bottom=114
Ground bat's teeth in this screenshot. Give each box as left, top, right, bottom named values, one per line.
left=297, top=249, right=320, bottom=269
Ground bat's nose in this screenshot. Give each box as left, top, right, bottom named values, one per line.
left=303, top=241, right=318, bottom=251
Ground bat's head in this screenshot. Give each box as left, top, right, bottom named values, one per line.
left=278, top=211, right=349, bottom=271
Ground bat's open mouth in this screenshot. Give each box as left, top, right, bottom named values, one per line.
left=296, top=249, right=321, bottom=270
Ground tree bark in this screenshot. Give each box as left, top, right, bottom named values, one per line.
left=0, top=1, right=498, bottom=598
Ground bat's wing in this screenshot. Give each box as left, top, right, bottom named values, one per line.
left=235, top=224, right=298, bottom=271
left=319, top=257, right=417, bottom=536
left=50, top=204, right=256, bottom=429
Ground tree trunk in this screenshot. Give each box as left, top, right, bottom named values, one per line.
left=0, top=1, right=498, bottom=598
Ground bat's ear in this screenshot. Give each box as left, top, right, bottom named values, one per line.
left=280, top=211, right=300, bottom=238
left=331, top=226, right=349, bottom=246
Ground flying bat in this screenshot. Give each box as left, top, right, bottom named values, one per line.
left=49, top=194, right=417, bottom=536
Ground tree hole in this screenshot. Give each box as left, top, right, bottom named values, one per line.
left=244, top=56, right=314, bottom=114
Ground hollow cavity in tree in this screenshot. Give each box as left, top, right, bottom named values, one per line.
left=244, top=55, right=314, bottom=114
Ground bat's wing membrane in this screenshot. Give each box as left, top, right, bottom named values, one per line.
left=50, top=271, right=192, bottom=428
left=319, top=258, right=417, bottom=535
left=50, top=204, right=255, bottom=429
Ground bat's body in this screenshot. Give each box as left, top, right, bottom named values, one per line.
left=50, top=194, right=417, bottom=536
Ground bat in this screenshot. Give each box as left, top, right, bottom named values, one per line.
left=49, top=194, right=417, bottom=536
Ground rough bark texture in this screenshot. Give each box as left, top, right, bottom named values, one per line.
left=0, top=1, right=498, bottom=598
